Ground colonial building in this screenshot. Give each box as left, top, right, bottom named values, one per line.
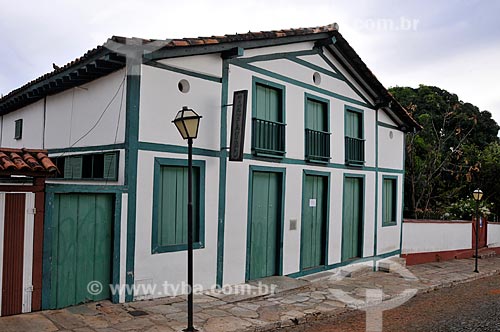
left=0, top=24, right=419, bottom=314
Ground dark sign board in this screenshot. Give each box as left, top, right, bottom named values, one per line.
left=229, top=90, right=248, bottom=161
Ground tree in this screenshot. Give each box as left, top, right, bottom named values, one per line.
left=389, top=85, right=499, bottom=219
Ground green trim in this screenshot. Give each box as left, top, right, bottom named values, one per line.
left=48, top=143, right=125, bottom=154
left=216, top=58, right=229, bottom=288
left=344, top=105, right=365, bottom=166
left=239, top=49, right=320, bottom=64
left=124, top=65, right=141, bottom=302
left=242, top=153, right=404, bottom=174
left=231, top=60, right=372, bottom=109
left=138, top=141, right=219, bottom=157
left=146, top=32, right=334, bottom=61
left=251, top=76, right=287, bottom=157
left=288, top=56, right=344, bottom=81
left=45, top=184, right=127, bottom=193
left=287, top=249, right=401, bottom=278
left=317, top=51, right=373, bottom=106
left=381, top=175, right=399, bottom=227
left=143, top=60, right=222, bottom=83
left=399, top=134, right=407, bottom=252
left=304, top=92, right=331, bottom=162
left=41, top=190, right=123, bottom=309
left=341, top=173, right=366, bottom=262
left=299, top=170, right=331, bottom=272
left=377, top=121, right=400, bottom=131
left=245, top=165, right=286, bottom=281
left=151, top=157, right=206, bottom=254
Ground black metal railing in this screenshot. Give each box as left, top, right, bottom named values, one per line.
left=345, top=136, right=365, bottom=165
left=252, top=118, right=286, bottom=156
left=305, top=129, right=330, bottom=162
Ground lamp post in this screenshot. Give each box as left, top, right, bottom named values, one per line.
left=172, top=106, right=202, bottom=332
left=472, top=188, right=483, bottom=273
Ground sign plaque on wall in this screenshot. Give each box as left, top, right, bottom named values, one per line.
left=229, top=90, right=248, bottom=161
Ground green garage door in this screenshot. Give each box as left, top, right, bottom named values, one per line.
left=342, top=177, right=364, bottom=261
left=247, top=171, right=282, bottom=281
left=301, top=174, right=328, bottom=270
left=50, top=194, right=113, bottom=309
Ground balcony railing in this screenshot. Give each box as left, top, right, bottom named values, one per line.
left=305, top=129, right=331, bottom=162
left=252, top=118, right=286, bottom=157
left=345, top=136, right=365, bottom=165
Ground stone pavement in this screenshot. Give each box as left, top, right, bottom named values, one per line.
left=1, top=256, right=499, bottom=332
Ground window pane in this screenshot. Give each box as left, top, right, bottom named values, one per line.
left=92, top=154, right=104, bottom=178
left=255, top=84, right=281, bottom=122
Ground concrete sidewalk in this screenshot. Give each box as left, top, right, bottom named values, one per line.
left=1, top=256, right=500, bottom=332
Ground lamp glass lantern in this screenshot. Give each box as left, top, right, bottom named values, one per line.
left=473, top=189, right=483, bottom=201
left=172, top=106, right=202, bottom=140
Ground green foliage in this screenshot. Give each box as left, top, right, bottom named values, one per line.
left=389, top=85, right=500, bottom=219
left=443, top=197, right=494, bottom=220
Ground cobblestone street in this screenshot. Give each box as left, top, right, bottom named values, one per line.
left=286, top=273, right=500, bottom=332
left=0, top=256, right=499, bottom=332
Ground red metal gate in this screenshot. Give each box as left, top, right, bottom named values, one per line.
left=1, top=193, right=26, bottom=316
left=472, top=217, right=487, bottom=249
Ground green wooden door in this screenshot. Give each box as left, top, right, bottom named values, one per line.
left=342, top=177, right=363, bottom=261
left=248, top=171, right=282, bottom=280
left=50, top=193, right=113, bottom=308
left=301, top=175, right=328, bottom=270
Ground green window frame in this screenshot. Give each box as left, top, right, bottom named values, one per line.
left=251, top=76, right=286, bottom=158
left=54, top=151, right=119, bottom=181
left=14, top=119, right=23, bottom=140
left=304, top=93, right=331, bottom=163
left=152, top=157, right=206, bottom=254
left=382, top=176, right=398, bottom=226
left=344, top=106, right=365, bottom=166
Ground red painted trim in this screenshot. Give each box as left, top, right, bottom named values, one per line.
left=402, top=247, right=500, bottom=266
left=31, top=184, right=45, bottom=311
left=404, top=218, right=471, bottom=224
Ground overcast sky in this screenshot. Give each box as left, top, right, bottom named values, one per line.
left=1, top=0, right=499, bottom=123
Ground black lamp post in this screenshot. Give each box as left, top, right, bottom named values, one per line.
left=473, top=188, right=483, bottom=273
left=172, top=106, right=202, bottom=332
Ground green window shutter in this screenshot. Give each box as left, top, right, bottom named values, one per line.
left=306, top=99, right=327, bottom=132
left=346, top=110, right=362, bottom=138
left=158, top=166, right=200, bottom=247
left=71, top=156, right=83, bottom=179
left=14, top=119, right=23, bottom=140
left=64, top=156, right=82, bottom=179
left=103, top=153, right=117, bottom=180
left=255, top=84, right=281, bottom=122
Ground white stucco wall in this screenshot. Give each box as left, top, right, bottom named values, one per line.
left=376, top=173, right=403, bottom=255
left=402, top=221, right=472, bottom=254
left=487, top=223, right=500, bottom=248
left=133, top=150, right=220, bottom=297
left=0, top=100, right=45, bottom=149
left=44, top=69, right=127, bottom=149
left=378, top=126, right=404, bottom=170
left=139, top=64, right=221, bottom=151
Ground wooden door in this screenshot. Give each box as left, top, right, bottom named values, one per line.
left=248, top=171, right=282, bottom=280
left=50, top=194, right=113, bottom=309
left=1, top=194, right=26, bottom=316
left=301, top=174, right=328, bottom=270
left=342, top=177, right=364, bottom=261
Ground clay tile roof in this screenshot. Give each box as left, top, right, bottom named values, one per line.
left=0, top=148, right=57, bottom=176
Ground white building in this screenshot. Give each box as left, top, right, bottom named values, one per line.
left=0, top=24, right=420, bottom=313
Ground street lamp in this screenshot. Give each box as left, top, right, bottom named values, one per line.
left=472, top=188, right=483, bottom=273
left=172, top=106, right=202, bottom=332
